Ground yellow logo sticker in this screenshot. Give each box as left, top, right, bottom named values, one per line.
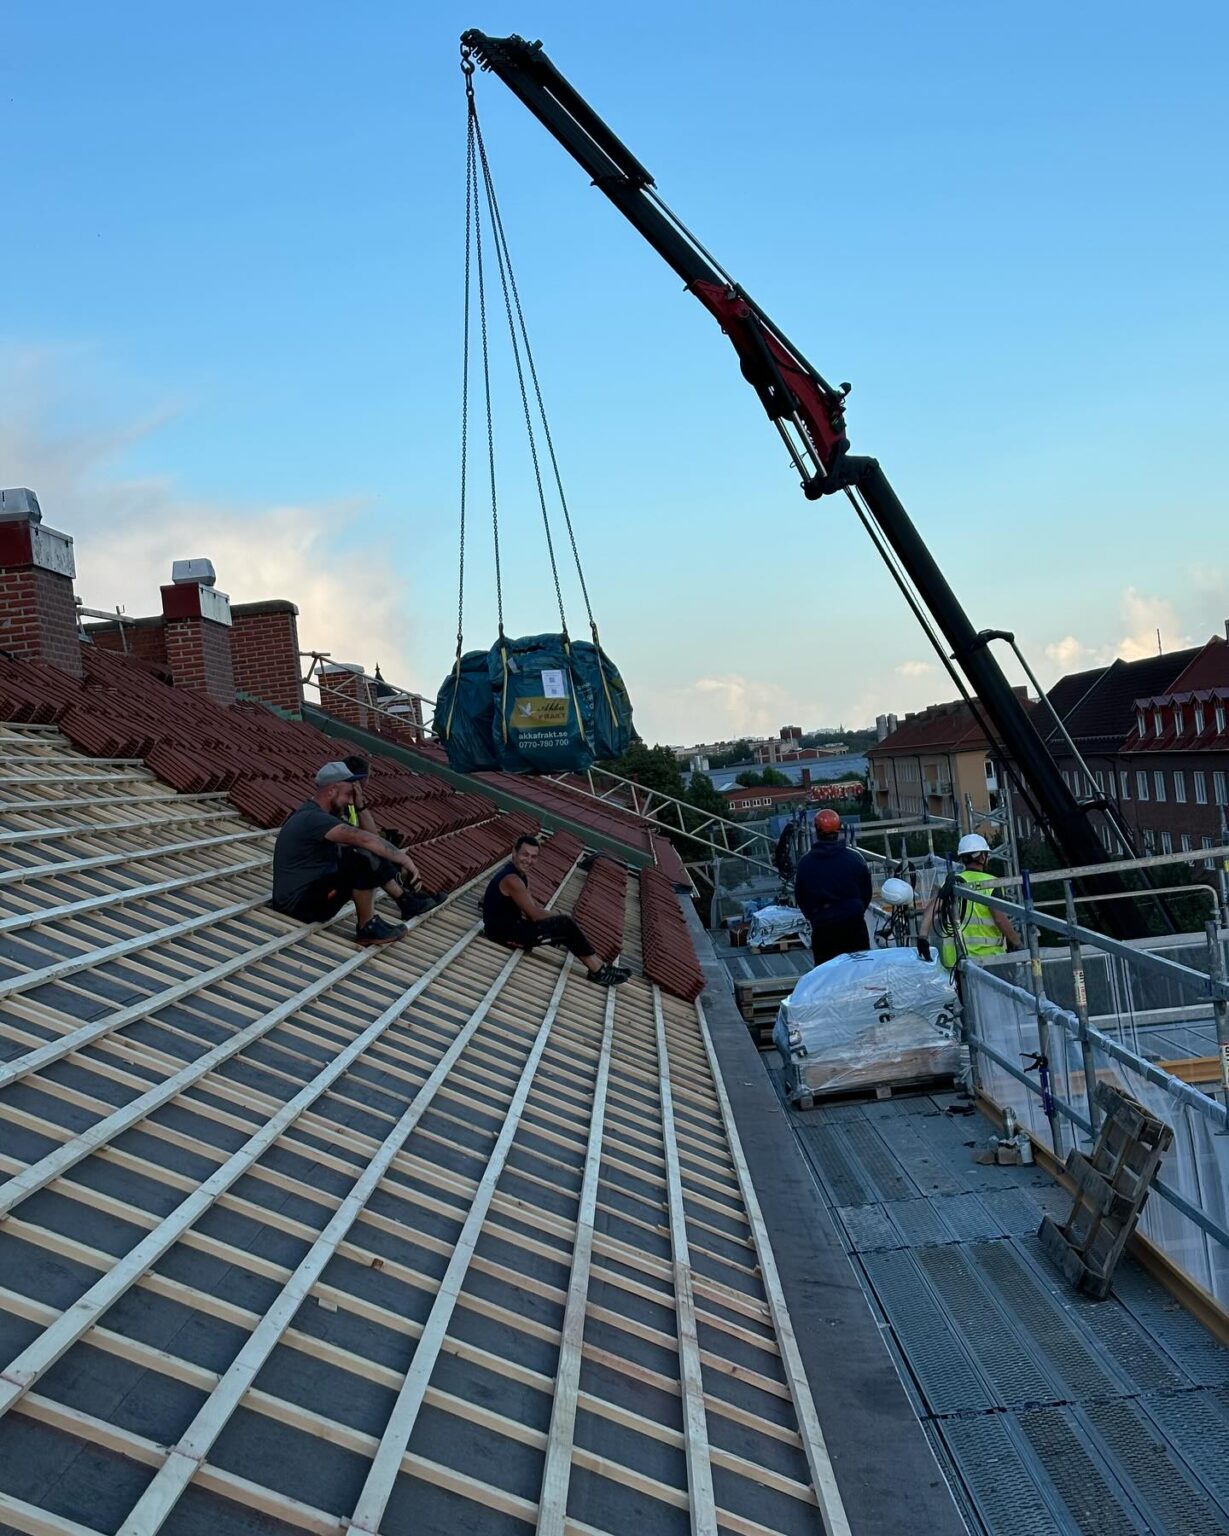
left=513, top=696, right=570, bottom=729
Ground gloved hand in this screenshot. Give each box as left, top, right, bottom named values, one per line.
left=916, top=935, right=932, bottom=962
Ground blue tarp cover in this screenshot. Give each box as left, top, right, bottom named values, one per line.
left=489, top=634, right=596, bottom=775
left=436, top=649, right=499, bottom=773
left=437, top=632, right=635, bottom=776
left=570, top=638, right=635, bottom=760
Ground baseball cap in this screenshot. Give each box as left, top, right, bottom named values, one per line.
left=315, top=761, right=358, bottom=787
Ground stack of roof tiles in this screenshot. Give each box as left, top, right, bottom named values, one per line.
left=570, top=854, right=628, bottom=963
left=0, top=646, right=707, bottom=997
left=411, top=738, right=690, bottom=886
left=639, top=866, right=706, bottom=1000
left=0, top=649, right=524, bottom=892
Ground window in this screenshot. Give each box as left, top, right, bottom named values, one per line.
left=1180, top=833, right=1192, bottom=854
left=1161, top=831, right=1173, bottom=855
left=1173, top=770, right=1186, bottom=803
left=1137, top=770, right=1149, bottom=801
left=1120, top=770, right=1131, bottom=801
left=1154, top=709, right=1164, bottom=736
left=1216, top=770, right=1227, bottom=806
left=1195, top=771, right=1207, bottom=804
left=1217, top=703, right=1227, bottom=734
left=1143, top=828, right=1156, bottom=854
left=1154, top=769, right=1167, bottom=802
left=1095, top=769, right=1105, bottom=793
left=1137, top=709, right=1146, bottom=737
left=1174, top=705, right=1185, bottom=734
left=1194, top=704, right=1205, bottom=733
left=1203, top=835, right=1215, bottom=869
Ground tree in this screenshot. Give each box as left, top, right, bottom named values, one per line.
left=760, top=767, right=790, bottom=787
left=734, top=769, right=763, bottom=788
left=684, top=771, right=725, bottom=816
left=606, top=742, right=685, bottom=799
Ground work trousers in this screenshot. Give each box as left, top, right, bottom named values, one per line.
left=810, top=917, right=870, bottom=968
left=276, top=848, right=398, bottom=924
left=498, top=914, right=595, bottom=961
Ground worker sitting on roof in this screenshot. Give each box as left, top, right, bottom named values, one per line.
left=794, top=809, right=872, bottom=967
left=917, top=832, right=1021, bottom=968
left=482, top=835, right=630, bottom=987
left=270, top=762, right=437, bottom=947
left=340, top=755, right=441, bottom=919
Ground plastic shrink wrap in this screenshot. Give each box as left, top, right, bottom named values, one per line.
left=773, top=948, right=962, bottom=1102
left=747, top=904, right=812, bottom=949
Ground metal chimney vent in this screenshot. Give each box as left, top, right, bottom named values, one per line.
left=171, top=558, right=217, bottom=587
left=0, top=488, right=42, bottom=524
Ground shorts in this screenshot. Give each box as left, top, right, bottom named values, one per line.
left=276, top=847, right=399, bottom=923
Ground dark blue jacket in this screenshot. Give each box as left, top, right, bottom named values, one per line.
left=794, top=841, right=872, bottom=930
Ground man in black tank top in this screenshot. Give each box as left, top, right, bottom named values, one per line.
left=482, top=836, right=630, bottom=987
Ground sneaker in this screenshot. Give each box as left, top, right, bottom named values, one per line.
left=355, top=915, right=407, bottom=947
left=586, top=963, right=630, bottom=987
left=398, top=891, right=443, bottom=921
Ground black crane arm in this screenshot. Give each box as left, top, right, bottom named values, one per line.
left=461, top=30, right=1147, bottom=936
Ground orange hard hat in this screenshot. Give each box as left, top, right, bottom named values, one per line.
left=814, top=808, right=842, bottom=835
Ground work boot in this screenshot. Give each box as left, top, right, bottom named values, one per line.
left=587, top=963, right=630, bottom=987
left=356, top=915, right=407, bottom=947
left=398, top=891, right=443, bottom=921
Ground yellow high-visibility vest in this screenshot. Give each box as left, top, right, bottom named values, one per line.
left=939, top=869, right=1004, bottom=968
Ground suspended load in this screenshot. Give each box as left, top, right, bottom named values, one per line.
left=436, top=51, right=635, bottom=777
left=491, top=633, right=595, bottom=774
left=436, top=649, right=499, bottom=774
left=569, top=638, right=634, bottom=760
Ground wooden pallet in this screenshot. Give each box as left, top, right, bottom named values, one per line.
left=748, top=935, right=808, bottom=955
left=787, top=1072, right=957, bottom=1111
left=733, top=975, right=794, bottom=1049
left=1039, top=1082, right=1174, bottom=1300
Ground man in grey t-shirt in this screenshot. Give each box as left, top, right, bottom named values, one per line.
left=271, top=762, right=431, bottom=946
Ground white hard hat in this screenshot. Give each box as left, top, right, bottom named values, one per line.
left=881, top=877, right=915, bottom=907
left=957, top=833, right=991, bottom=857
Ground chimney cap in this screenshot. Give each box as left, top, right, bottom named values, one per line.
left=0, top=488, right=42, bottom=525
left=172, top=558, right=217, bottom=587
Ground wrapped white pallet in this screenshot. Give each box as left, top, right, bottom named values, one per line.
left=773, top=949, right=961, bottom=1103
left=747, top=904, right=811, bottom=950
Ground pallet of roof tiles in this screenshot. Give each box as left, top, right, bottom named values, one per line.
left=1039, top=1082, right=1175, bottom=1300
left=773, top=950, right=961, bottom=1106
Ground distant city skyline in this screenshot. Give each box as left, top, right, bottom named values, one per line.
left=4, top=1, right=1226, bottom=744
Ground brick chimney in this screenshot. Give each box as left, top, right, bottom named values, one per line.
left=0, top=489, right=82, bottom=677
left=318, top=663, right=374, bottom=731
left=230, top=600, right=303, bottom=713
left=160, top=559, right=235, bottom=707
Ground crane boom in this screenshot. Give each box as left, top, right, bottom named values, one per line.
left=461, top=29, right=1151, bottom=936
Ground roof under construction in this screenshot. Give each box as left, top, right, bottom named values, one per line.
left=0, top=702, right=959, bottom=1536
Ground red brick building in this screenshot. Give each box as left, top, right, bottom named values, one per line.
left=1117, top=637, right=1229, bottom=861
left=1011, top=634, right=1229, bottom=864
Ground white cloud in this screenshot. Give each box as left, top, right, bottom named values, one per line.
left=1043, top=635, right=1087, bottom=668
left=894, top=659, right=934, bottom=678
left=0, top=349, right=419, bottom=692
left=1113, top=587, right=1196, bottom=662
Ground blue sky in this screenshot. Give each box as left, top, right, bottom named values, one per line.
left=3, top=1, right=1226, bottom=743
